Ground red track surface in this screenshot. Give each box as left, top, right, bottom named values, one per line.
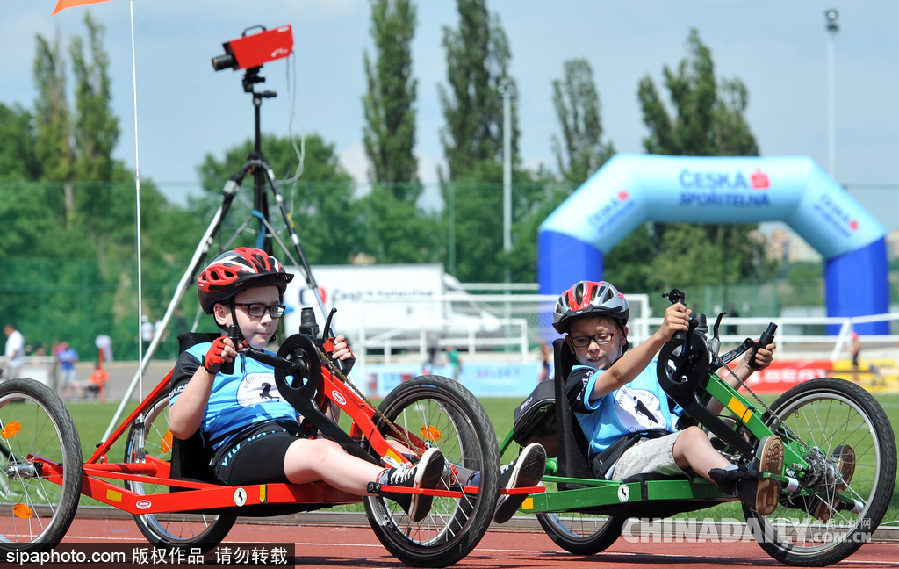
left=58, top=515, right=899, bottom=568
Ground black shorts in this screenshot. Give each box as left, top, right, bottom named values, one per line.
left=212, top=423, right=302, bottom=486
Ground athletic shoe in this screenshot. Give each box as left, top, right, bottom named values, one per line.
left=493, top=443, right=546, bottom=523
left=381, top=447, right=445, bottom=522
left=738, top=435, right=784, bottom=516
left=811, top=444, right=856, bottom=522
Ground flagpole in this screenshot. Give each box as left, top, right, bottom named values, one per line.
left=104, top=0, right=144, bottom=441
left=129, top=0, right=143, bottom=391
left=52, top=0, right=150, bottom=438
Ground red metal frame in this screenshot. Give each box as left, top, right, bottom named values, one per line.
left=32, top=358, right=516, bottom=517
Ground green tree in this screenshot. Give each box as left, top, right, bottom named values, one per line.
left=0, top=104, right=39, bottom=182
left=359, top=0, right=440, bottom=264
left=633, top=28, right=775, bottom=301
left=438, top=0, right=520, bottom=281
left=551, top=58, right=615, bottom=184
left=33, top=28, right=74, bottom=185
left=438, top=0, right=516, bottom=180
left=363, top=0, right=419, bottom=194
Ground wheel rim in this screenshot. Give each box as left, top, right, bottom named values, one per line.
left=0, top=392, right=73, bottom=544
left=753, top=389, right=885, bottom=553
left=125, top=396, right=228, bottom=543
left=367, top=387, right=490, bottom=553
left=540, top=512, right=618, bottom=541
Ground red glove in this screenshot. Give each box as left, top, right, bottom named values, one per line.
left=204, top=336, right=233, bottom=374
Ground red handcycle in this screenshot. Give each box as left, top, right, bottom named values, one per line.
left=0, top=319, right=502, bottom=567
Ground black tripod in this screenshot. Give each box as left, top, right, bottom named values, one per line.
left=106, top=65, right=325, bottom=436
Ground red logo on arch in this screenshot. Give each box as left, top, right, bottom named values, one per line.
left=751, top=169, right=770, bottom=190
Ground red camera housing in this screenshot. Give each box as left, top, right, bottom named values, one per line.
left=213, top=25, right=293, bottom=71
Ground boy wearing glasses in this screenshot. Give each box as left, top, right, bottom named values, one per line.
left=168, top=248, right=444, bottom=521
left=554, top=280, right=783, bottom=516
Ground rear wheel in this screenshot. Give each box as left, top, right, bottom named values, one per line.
left=124, top=393, right=235, bottom=551
left=364, top=375, right=500, bottom=567
left=537, top=511, right=625, bottom=555
left=0, top=378, right=82, bottom=552
left=745, top=378, right=896, bottom=566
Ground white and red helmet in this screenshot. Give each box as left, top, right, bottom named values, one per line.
left=552, top=280, right=629, bottom=333
left=197, top=248, right=293, bottom=313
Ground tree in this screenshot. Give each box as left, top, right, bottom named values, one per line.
left=551, top=59, right=615, bottom=184
left=438, top=0, right=520, bottom=281
left=363, top=0, right=419, bottom=196
left=0, top=104, right=39, bottom=182
left=632, top=28, right=775, bottom=302
left=438, top=0, right=516, bottom=180
left=358, top=0, right=440, bottom=264
left=33, top=27, right=73, bottom=185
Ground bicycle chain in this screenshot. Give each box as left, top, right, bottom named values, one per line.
left=719, top=360, right=812, bottom=455
left=311, top=344, right=417, bottom=456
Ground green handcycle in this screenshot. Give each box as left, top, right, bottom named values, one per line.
left=500, top=289, right=896, bottom=566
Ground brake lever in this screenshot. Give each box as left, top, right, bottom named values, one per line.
left=321, top=307, right=355, bottom=375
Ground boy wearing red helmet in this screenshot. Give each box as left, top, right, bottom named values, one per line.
left=553, top=280, right=783, bottom=516
left=168, top=248, right=444, bottom=522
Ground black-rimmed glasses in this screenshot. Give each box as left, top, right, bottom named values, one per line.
left=569, top=328, right=620, bottom=349
left=233, top=303, right=286, bottom=318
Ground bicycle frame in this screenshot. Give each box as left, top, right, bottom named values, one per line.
left=501, top=321, right=833, bottom=517
left=29, top=351, right=477, bottom=517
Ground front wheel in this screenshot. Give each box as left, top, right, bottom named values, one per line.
left=537, top=511, right=625, bottom=555
left=0, top=378, right=83, bottom=552
left=124, top=393, right=236, bottom=551
left=745, top=378, right=896, bottom=566
left=364, top=375, right=500, bottom=567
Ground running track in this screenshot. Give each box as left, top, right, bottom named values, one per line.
left=57, top=511, right=899, bottom=568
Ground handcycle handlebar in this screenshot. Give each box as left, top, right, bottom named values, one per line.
left=658, top=288, right=778, bottom=457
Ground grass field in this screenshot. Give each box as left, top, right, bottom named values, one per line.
left=64, top=393, right=899, bottom=524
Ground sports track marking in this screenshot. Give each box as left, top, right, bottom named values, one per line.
left=59, top=514, right=899, bottom=569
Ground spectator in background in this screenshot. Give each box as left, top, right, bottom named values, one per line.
left=725, top=304, right=740, bottom=337
left=2, top=323, right=24, bottom=381
left=446, top=346, right=461, bottom=381
left=57, top=342, right=79, bottom=398
left=538, top=340, right=552, bottom=383
left=850, top=332, right=861, bottom=385
left=140, top=315, right=155, bottom=344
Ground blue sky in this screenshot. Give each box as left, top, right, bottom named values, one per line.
left=3, top=1, right=899, bottom=229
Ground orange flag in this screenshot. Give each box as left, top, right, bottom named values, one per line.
left=53, top=0, right=115, bottom=15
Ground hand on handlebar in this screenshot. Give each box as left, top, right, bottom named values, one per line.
left=323, top=334, right=356, bottom=374
left=660, top=303, right=692, bottom=341
left=204, top=336, right=236, bottom=374
left=745, top=340, right=776, bottom=372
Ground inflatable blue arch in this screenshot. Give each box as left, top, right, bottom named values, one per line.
left=538, top=155, right=888, bottom=335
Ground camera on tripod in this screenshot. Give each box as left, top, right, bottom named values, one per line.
left=211, top=25, right=293, bottom=71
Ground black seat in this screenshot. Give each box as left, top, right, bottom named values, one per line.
left=551, top=338, right=595, bottom=487
left=168, top=333, right=222, bottom=489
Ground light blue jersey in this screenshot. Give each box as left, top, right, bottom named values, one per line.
left=169, top=342, right=298, bottom=451
left=572, top=358, right=681, bottom=457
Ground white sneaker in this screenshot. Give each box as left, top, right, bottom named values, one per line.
left=493, top=443, right=546, bottom=523
left=382, top=447, right=445, bottom=522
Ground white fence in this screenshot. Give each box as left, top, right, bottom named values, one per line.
left=351, top=292, right=899, bottom=365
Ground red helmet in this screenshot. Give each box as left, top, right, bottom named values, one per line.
left=552, top=280, right=629, bottom=333
left=197, top=248, right=293, bottom=313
